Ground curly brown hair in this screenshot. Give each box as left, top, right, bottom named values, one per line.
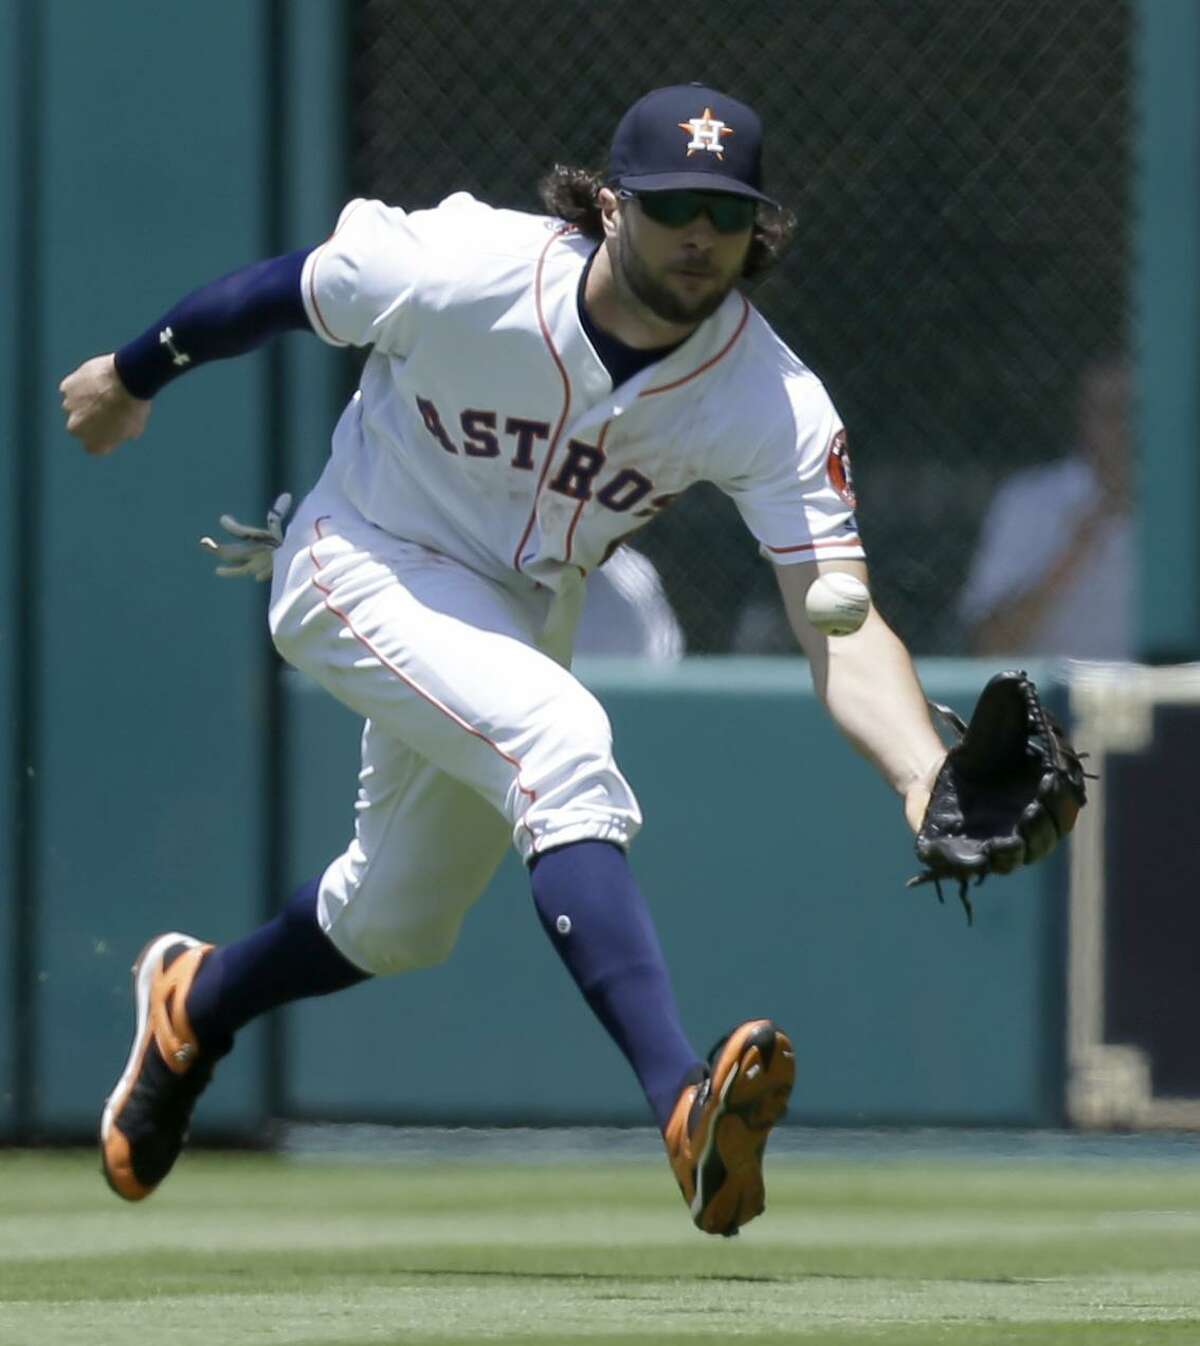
left=537, top=164, right=795, bottom=281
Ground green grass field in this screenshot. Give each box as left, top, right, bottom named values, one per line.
left=3, top=1148, right=1200, bottom=1344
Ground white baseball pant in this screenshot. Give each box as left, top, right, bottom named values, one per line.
left=268, top=471, right=642, bottom=975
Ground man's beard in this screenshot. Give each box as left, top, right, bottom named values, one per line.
left=616, top=230, right=735, bottom=326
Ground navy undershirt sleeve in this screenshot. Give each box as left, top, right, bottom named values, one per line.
left=113, top=247, right=312, bottom=400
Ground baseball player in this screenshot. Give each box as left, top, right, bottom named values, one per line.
left=59, top=84, right=951, bottom=1237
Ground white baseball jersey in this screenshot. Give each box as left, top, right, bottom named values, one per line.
left=299, top=193, right=865, bottom=596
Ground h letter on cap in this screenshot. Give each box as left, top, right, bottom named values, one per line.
left=678, top=107, right=733, bottom=157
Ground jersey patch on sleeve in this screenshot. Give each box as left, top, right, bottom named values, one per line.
left=826, top=429, right=857, bottom=510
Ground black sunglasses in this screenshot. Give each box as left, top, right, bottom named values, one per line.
left=619, top=189, right=757, bottom=235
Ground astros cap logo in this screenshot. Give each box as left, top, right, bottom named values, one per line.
left=678, top=107, right=734, bottom=158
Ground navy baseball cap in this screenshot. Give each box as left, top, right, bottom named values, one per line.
left=610, top=83, right=777, bottom=206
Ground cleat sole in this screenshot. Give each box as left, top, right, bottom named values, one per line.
left=692, top=1022, right=795, bottom=1236
left=99, top=932, right=202, bottom=1201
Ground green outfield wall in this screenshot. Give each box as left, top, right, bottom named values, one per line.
left=1135, top=0, right=1200, bottom=661
left=8, top=633, right=1072, bottom=1136
left=0, top=0, right=347, bottom=1140
left=1, top=0, right=20, bottom=1137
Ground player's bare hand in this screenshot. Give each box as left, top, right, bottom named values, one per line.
left=59, top=354, right=151, bottom=456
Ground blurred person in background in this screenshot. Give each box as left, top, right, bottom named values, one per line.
left=958, top=356, right=1132, bottom=660
left=731, top=565, right=797, bottom=654
left=575, top=545, right=684, bottom=660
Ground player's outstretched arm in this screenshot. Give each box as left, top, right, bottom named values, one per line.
left=775, top=559, right=945, bottom=833
left=780, top=561, right=1088, bottom=918
left=60, top=353, right=151, bottom=456
left=59, top=249, right=312, bottom=456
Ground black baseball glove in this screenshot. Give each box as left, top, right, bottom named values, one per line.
left=909, top=670, right=1089, bottom=922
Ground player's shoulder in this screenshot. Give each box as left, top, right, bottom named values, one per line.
left=425, top=191, right=549, bottom=245
left=432, top=193, right=592, bottom=267
left=736, top=305, right=838, bottom=433
left=741, top=305, right=822, bottom=379
left=328, top=192, right=575, bottom=266
left=698, top=305, right=840, bottom=488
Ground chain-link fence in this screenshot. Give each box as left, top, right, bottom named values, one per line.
left=352, top=0, right=1130, bottom=654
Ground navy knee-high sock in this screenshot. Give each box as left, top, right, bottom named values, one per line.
left=185, top=878, right=371, bottom=1054
left=529, top=840, right=701, bottom=1131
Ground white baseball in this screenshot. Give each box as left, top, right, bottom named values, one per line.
left=804, top=573, right=871, bottom=636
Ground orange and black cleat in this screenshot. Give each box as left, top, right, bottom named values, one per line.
left=664, top=1018, right=795, bottom=1236
left=100, top=932, right=217, bottom=1201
